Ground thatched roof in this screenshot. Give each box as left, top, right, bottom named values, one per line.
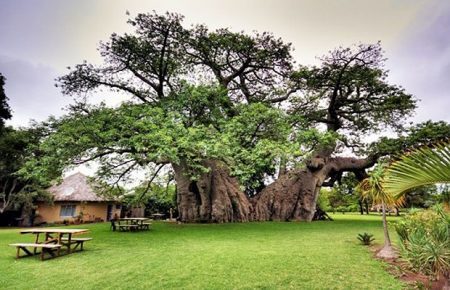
left=47, top=172, right=112, bottom=202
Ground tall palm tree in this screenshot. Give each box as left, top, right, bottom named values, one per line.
left=357, top=163, right=401, bottom=259
left=383, top=142, right=450, bottom=199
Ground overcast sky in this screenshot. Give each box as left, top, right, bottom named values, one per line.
left=1, top=0, right=449, bottom=128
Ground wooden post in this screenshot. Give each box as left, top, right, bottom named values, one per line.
left=57, top=233, right=62, bottom=256
left=34, top=233, right=40, bottom=254
left=67, top=233, right=72, bottom=254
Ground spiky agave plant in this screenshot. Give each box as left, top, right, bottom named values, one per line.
left=357, top=232, right=375, bottom=246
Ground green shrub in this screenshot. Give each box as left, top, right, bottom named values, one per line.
left=347, top=204, right=359, bottom=212
left=317, top=189, right=332, bottom=211
left=336, top=206, right=347, bottom=214
left=357, top=232, right=375, bottom=245
left=395, top=206, right=450, bottom=279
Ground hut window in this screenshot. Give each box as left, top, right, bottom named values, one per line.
left=60, top=205, right=76, bottom=217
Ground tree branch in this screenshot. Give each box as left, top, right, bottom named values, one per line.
left=137, top=164, right=166, bottom=201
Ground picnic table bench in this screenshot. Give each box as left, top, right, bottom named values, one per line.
left=116, top=218, right=151, bottom=232
left=118, top=224, right=139, bottom=231
left=141, top=222, right=152, bottom=230
left=61, top=237, right=93, bottom=251
left=9, top=243, right=62, bottom=260
left=9, top=228, right=92, bottom=260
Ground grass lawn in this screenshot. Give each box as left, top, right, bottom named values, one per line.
left=0, top=214, right=405, bottom=290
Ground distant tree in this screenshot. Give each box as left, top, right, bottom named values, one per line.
left=437, top=185, right=450, bottom=210
left=0, top=73, right=12, bottom=130
left=132, top=179, right=177, bottom=217
left=319, top=173, right=362, bottom=213
left=0, top=76, right=39, bottom=214
left=370, top=121, right=450, bottom=156
left=403, top=185, right=438, bottom=208
left=0, top=126, right=49, bottom=214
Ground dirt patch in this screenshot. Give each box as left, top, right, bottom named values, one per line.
left=369, top=246, right=448, bottom=290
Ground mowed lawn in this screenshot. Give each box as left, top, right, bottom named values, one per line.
left=0, top=214, right=404, bottom=290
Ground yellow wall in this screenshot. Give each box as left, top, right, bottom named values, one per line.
left=36, top=203, right=63, bottom=223
left=36, top=202, right=121, bottom=224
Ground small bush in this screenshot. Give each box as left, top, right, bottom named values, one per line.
left=347, top=204, right=359, bottom=212
left=395, top=206, right=450, bottom=279
left=357, top=232, right=375, bottom=245
left=336, top=206, right=347, bottom=214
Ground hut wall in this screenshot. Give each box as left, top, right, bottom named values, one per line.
left=36, top=202, right=121, bottom=223
left=79, top=203, right=121, bottom=221
left=79, top=203, right=108, bottom=221
left=36, top=203, right=68, bottom=223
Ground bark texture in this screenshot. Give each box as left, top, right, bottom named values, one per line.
left=174, top=155, right=375, bottom=223
left=252, top=155, right=376, bottom=222
left=376, top=202, right=398, bottom=259
left=251, top=168, right=323, bottom=221
left=173, top=160, right=252, bottom=223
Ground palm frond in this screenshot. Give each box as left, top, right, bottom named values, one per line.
left=384, top=142, right=450, bottom=199
left=357, top=163, right=402, bottom=206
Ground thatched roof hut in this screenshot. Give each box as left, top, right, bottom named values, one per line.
left=47, top=172, right=112, bottom=202
left=35, top=172, right=122, bottom=224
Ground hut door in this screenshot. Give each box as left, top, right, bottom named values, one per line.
left=107, top=204, right=113, bottom=221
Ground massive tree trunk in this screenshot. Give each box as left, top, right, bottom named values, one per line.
left=173, top=160, right=252, bottom=223
left=173, top=154, right=375, bottom=223
left=252, top=155, right=376, bottom=222
left=251, top=168, right=324, bottom=221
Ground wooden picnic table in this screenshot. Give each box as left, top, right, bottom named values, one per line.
left=151, top=213, right=165, bottom=220
left=119, top=217, right=149, bottom=221
left=16, top=228, right=91, bottom=259
left=117, top=218, right=151, bottom=231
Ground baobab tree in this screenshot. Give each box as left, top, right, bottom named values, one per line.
left=23, top=12, right=422, bottom=222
